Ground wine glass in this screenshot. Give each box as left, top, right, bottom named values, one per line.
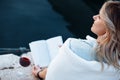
left=19, top=53, right=31, bottom=67
left=13, top=53, right=31, bottom=78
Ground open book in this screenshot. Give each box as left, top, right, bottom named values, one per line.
left=29, top=36, right=63, bottom=67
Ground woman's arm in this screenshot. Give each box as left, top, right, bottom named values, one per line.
left=32, top=66, right=47, bottom=79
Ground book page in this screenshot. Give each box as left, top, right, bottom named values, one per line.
left=29, top=40, right=50, bottom=67
left=46, top=36, right=63, bottom=61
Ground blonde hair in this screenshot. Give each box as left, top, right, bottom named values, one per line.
left=96, top=0, right=120, bottom=70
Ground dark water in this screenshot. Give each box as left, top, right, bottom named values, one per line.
left=0, top=0, right=105, bottom=55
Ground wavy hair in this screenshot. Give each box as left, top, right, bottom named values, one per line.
left=96, top=0, right=120, bottom=70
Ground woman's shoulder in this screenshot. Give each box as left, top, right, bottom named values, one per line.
left=65, top=35, right=97, bottom=47
left=64, top=35, right=97, bottom=61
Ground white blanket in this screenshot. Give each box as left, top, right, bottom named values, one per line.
left=45, top=38, right=120, bottom=80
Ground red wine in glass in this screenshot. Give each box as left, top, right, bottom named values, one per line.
left=19, top=57, right=31, bottom=67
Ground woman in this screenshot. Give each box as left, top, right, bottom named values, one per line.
left=32, top=0, right=120, bottom=80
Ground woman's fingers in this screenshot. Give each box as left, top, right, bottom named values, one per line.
left=32, top=66, right=47, bottom=79
left=32, top=66, right=41, bottom=76
left=33, top=66, right=38, bottom=69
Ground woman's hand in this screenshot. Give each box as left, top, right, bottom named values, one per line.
left=32, top=65, right=47, bottom=79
